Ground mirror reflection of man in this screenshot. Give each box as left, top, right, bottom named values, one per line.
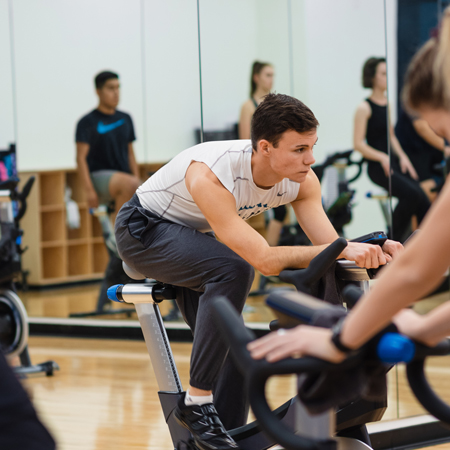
left=75, top=71, right=140, bottom=222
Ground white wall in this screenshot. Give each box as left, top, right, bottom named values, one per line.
left=0, top=0, right=15, bottom=149
left=199, top=0, right=258, bottom=130
left=199, top=0, right=292, bottom=130
left=13, top=0, right=144, bottom=171
left=143, top=0, right=201, bottom=160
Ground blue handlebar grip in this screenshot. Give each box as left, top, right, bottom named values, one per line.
left=377, top=333, right=416, bottom=364
left=107, top=284, right=123, bottom=302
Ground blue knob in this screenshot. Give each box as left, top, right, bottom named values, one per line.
left=377, top=333, right=415, bottom=363
left=107, top=284, right=123, bottom=302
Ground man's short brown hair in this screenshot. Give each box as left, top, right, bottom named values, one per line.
left=251, top=93, right=319, bottom=150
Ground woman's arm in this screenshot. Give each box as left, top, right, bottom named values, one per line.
left=413, top=119, right=446, bottom=150
left=340, top=177, right=450, bottom=349
left=353, top=102, right=390, bottom=176
left=391, top=123, right=419, bottom=180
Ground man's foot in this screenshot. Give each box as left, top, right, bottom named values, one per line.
left=174, top=397, right=239, bottom=450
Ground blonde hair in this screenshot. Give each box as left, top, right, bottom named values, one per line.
left=403, top=6, right=450, bottom=112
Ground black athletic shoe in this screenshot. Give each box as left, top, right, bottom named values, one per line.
left=174, top=399, right=239, bottom=450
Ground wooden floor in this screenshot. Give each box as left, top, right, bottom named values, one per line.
left=22, top=336, right=450, bottom=450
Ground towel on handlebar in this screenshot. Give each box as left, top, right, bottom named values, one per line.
left=283, top=261, right=347, bottom=306
left=297, top=308, right=396, bottom=415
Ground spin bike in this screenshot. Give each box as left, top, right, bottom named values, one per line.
left=107, top=238, right=388, bottom=450
left=0, top=176, right=58, bottom=376
left=210, top=283, right=450, bottom=450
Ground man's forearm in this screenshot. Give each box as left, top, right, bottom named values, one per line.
left=258, top=244, right=329, bottom=276
left=128, top=146, right=140, bottom=179
left=77, top=157, right=95, bottom=192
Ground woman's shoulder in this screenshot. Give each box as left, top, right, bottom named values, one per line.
left=240, top=99, right=256, bottom=113
left=355, top=100, right=372, bottom=117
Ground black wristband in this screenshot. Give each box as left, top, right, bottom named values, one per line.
left=330, top=318, right=354, bottom=354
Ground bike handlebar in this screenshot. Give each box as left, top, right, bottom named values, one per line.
left=279, top=237, right=347, bottom=291
left=212, top=290, right=450, bottom=449
left=211, top=296, right=353, bottom=450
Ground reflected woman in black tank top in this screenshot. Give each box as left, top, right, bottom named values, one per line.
left=353, top=57, right=430, bottom=242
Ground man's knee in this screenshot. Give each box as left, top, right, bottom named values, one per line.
left=231, top=257, right=255, bottom=288
left=110, top=172, right=140, bottom=197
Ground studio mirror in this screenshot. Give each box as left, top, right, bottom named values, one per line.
left=5, top=0, right=201, bottom=324
left=390, top=0, right=450, bottom=420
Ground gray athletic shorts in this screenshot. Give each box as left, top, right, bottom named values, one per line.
left=90, top=170, right=117, bottom=204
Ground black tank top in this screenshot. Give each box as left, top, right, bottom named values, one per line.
left=365, top=98, right=388, bottom=154
left=251, top=97, right=258, bottom=108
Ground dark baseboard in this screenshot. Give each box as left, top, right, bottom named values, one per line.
left=29, top=318, right=269, bottom=341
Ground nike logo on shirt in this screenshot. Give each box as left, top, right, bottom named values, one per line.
left=277, top=192, right=286, bottom=196
left=97, top=119, right=125, bottom=134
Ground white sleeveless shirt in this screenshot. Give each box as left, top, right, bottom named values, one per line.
left=136, top=140, right=300, bottom=232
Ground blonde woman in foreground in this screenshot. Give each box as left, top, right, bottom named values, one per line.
left=249, top=8, right=450, bottom=362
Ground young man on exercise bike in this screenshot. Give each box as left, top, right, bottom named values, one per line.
left=115, top=93, right=402, bottom=450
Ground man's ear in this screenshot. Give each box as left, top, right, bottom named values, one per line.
left=258, top=139, right=271, bottom=156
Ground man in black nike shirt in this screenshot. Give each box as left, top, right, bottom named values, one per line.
left=75, top=71, right=140, bottom=221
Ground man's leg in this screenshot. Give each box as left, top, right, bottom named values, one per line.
left=115, top=202, right=254, bottom=432
left=108, top=172, right=140, bottom=222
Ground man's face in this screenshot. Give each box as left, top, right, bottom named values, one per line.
left=262, top=129, right=317, bottom=183
left=97, top=78, right=120, bottom=108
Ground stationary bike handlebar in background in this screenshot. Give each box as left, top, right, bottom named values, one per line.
left=0, top=175, right=59, bottom=376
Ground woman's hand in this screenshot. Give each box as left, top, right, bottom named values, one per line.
left=379, top=153, right=391, bottom=178
left=399, top=155, right=419, bottom=180
left=393, top=309, right=428, bottom=342
left=247, top=325, right=346, bottom=364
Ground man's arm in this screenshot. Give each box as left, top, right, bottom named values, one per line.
left=185, top=162, right=329, bottom=276
left=76, top=142, right=98, bottom=208
left=128, top=143, right=140, bottom=179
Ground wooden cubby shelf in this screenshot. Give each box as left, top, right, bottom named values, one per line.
left=20, top=164, right=165, bottom=286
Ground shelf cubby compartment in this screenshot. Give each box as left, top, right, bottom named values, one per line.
left=41, top=210, right=66, bottom=242
left=40, top=172, right=65, bottom=207
left=42, top=246, right=67, bottom=279
left=68, top=243, right=92, bottom=276
left=91, top=215, right=103, bottom=238
left=67, top=207, right=90, bottom=240
left=92, top=242, right=108, bottom=274
left=66, top=171, right=87, bottom=204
